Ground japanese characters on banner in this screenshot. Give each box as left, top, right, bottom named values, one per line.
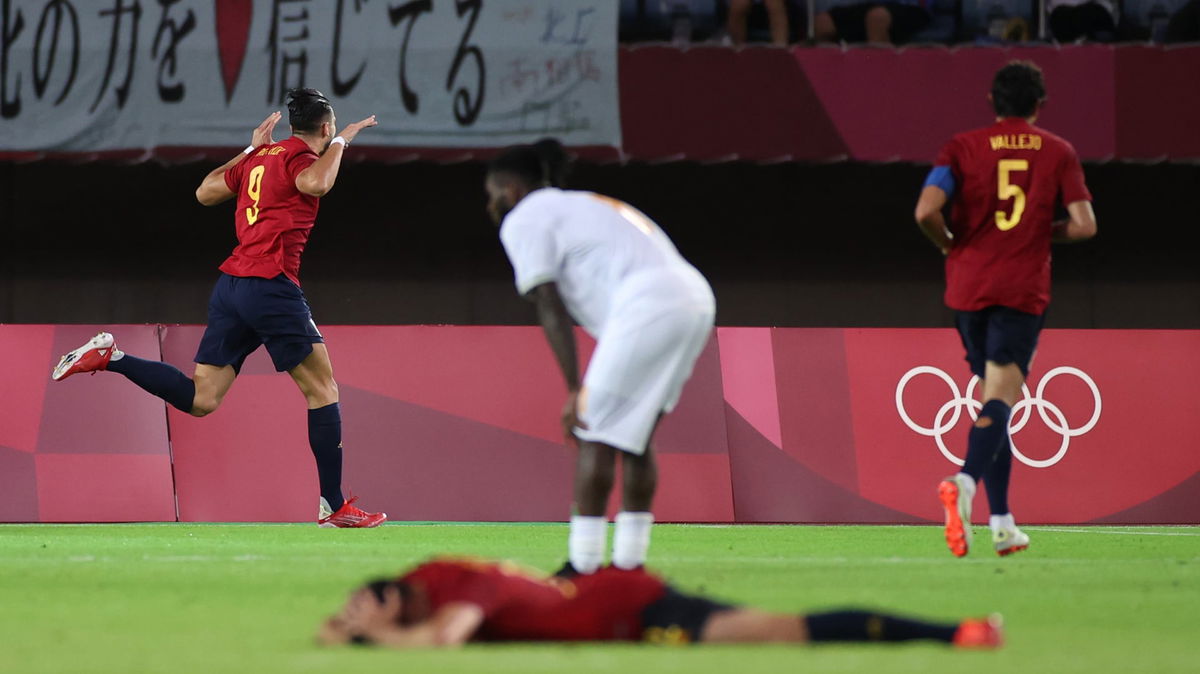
left=0, top=0, right=620, bottom=152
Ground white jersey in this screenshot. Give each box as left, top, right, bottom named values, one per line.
left=499, top=188, right=715, bottom=337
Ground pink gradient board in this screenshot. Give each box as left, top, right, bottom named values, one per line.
left=618, top=44, right=1198, bottom=161
left=844, top=328, right=1200, bottom=523
left=0, top=325, right=175, bottom=522
left=2, top=325, right=1196, bottom=524
left=719, top=328, right=1200, bottom=523
left=160, top=325, right=732, bottom=522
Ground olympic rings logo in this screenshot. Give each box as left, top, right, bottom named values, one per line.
left=895, top=366, right=1102, bottom=468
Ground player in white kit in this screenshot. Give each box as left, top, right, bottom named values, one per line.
left=487, top=141, right=716, bottom=576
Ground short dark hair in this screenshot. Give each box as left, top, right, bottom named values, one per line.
left=488, top=138, right=570, bottom=189
left=286, top=88, right=333, bottom=134
left=991, top=61, right=1046, bottom=119
left=364, top=579, right=416, bottom=624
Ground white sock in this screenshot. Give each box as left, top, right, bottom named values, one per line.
left=109, top=348, right=125, bottom=361
left=990, top=513, right=1015, bottom=533
left=568, top=515, right=607, bottom=573
left=611, top=511, right=654, bottom=570
left=955, top=472, right=977, bottom=500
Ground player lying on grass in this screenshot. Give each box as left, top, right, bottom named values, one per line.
left=317, top=557, right=1002, bottom=648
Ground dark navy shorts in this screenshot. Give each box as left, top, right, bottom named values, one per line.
left=955, top=306, right=1045, bottom=378
left=194, top=273, right=323, bottom=374
left=640, top=587, right=736, bottom=644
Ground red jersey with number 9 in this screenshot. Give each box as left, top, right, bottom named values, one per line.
left=220, top=136, right=320, bottom=285
left=935, top=118, right=1091, bottom=315
left=398, top=558, right=668, bottom=641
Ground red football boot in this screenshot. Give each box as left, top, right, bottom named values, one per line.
left=938, top=474, right=974, bottom=558
left=318, top=496, right=387, bottom=528
left=953, top=614, right=1004, bottom=649
left=51, top=332, right=119, bottom=381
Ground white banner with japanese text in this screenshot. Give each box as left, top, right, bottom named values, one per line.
left=0, top=0, right=620, bottom=154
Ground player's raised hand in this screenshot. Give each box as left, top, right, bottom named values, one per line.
left=251, top=111, right=282, bottom=148
left=338, top=115, right=378, bottom=144
left=316, top=617, right=352, bottom=646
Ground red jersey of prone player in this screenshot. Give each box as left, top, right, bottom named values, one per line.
left=929, top=118, right=1092, bottom=315
left=319, top=558, right=1006, bottom=649
left=219, top=136, right=320, bottom=285
left=394, top=559, right=669, bottom=641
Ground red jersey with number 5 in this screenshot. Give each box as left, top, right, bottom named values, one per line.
left=219, top=136, right=320, bottom=285
left=398, top=558, right=668, bottom=641
left=935, top=117, right=1091, bottom=315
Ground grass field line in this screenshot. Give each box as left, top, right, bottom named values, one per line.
left=5, top=526, right=1198, bottom=674
left=1026, top=527, right=1200, bottom=536
left=14, top=553, right=1193, bottom=566
left=5, top=522, right=1199, bottom=530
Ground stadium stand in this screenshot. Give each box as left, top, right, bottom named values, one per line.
left=1120, top=0, right=1194, bottom=38
left=960, top=0, right=1037, bottom=42
left=620, top=0, right=723, bottom=42
left=912, top=0, right=964, bottom=42
left=619, top=0, right=1200, bottom=42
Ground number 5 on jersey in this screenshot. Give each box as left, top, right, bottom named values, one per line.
left=245, top=165, right=266, bottom=226
left=995, top=159, right=1027, bottom=231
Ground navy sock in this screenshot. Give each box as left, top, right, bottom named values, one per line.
left=107, top=355, right=196, bottom=413
left=308, top=403, right=345, bottom=511
left=960, top=400, right=1012, bottom=482
left=805, top=610, right=958, bottom=643
left=984, top=436, right=1012, bottom=515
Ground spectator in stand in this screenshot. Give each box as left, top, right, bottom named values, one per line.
left=1165, top=0, right=1200, bottom=41
left=813, top=0, right=932, bottom=45
left=728, top=0, right=791, bottom=45
left=1047, top=0, right=1118, bottom=41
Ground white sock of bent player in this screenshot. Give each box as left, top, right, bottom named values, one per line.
left=954, top=472, right=977, bottom=500
left=569, top=515, right=607, bottom=573
left=989, top=513, right=1015, bottom=533
left=612, top=511, right=654, bottom=570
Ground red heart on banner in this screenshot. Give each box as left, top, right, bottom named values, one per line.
left=214, top=0, right=253, bottom=103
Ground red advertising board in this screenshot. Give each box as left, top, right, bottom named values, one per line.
left=620, top=44, right=1200, bottom=162
left=0, top=325, right=176, bottom=523
left=2, top=325, right=1197, bottom=524
left=844, top=329, right=1200, bottom=523
left=721, top=328, right=1200, bottom=523
left=159, top=326, right=733, bottom=524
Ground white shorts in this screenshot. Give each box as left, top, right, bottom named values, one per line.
left=575, top=304, right=715, bottom=455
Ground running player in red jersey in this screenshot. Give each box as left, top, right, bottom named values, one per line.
left=914, top=62, right=1097, bottom=557
left=49, top=89, right=386, bottom=528
left=316, top=558, right=1003, bottom=648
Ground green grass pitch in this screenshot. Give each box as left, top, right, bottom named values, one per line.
left=1, top=523, right=1196, bottom=673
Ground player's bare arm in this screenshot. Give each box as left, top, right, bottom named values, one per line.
left=528, top=282, right=588, bottom=443
left=915, top=185, right=954, bottom=255
left=1052, top=200, right=1098, bottom=243
left=318, top=585, right=482, bottom=648
left=295, top=115, right=378, bottom=197
left=195, top=111, right=282, bottom=206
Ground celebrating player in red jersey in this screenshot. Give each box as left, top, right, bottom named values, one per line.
left=50, top=89, right=386, bottom=528
left=914, top=62, right=1097, bottom=557
left=317, top=557, right=1003, bottom=649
